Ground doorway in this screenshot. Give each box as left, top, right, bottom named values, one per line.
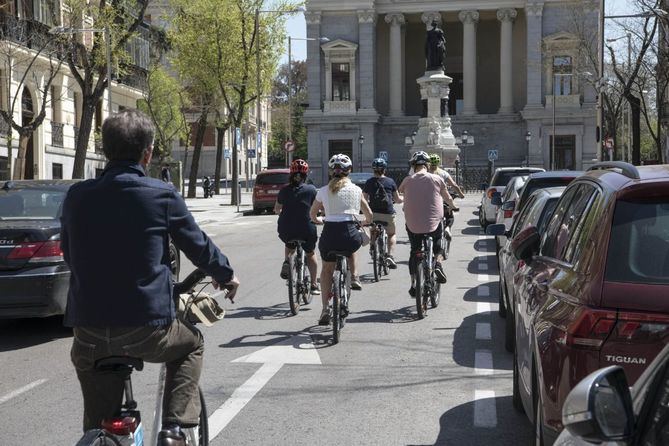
left=550, top=135, right=576, bottom=170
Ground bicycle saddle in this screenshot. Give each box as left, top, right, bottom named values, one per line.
left=327, top=251, right=351, bottom=257
left=95, top=356, right=145, bottom=371
left=287, top=239, right=307, bottom=244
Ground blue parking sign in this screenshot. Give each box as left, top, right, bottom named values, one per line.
left=224, top=149, right=231, bottom=160
left=378, top=151, right=389, bottom=162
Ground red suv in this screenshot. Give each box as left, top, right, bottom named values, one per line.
left=510, top=162, right=669, bottom=445
left=252, top=169, right=290, bottom=214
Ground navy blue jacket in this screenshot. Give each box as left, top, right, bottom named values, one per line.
left=61, top=161, right=234, bottom=327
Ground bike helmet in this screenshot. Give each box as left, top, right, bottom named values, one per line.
left=328, top=154, right=352, bottom=171
left=372, top=158, right=387, bottom=169
left=429, top=153, right=441, bottom=166
left=410, top=151, right=430, bottom=166
left=290, top=158, right=309, bottom=175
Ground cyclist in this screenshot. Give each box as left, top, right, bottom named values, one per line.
left=399, top=151, right=454, bottom=297
left=428, top=153, right=465, bottom=200
left=309, top=154, right=373, bottom=325
left=61, top=110, right=240, bottom=446
left=274, top=158, right=320, bottom=295
left=362, top=158, right=403, bottom=268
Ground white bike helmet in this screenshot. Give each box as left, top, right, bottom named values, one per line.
left=328, top=154, right=353, bottom=170
left=410, top=151, right=430, bottom=166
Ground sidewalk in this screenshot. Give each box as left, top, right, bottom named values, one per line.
left=184, top=189, right=254, bottom=226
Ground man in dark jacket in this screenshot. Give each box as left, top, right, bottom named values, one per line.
left=61, top=109, right=239, bottom=446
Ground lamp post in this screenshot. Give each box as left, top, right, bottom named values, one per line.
left=525, top=131, right=532, bottom=167
left=50, top=26, right=112, bottom=116
left=358, top=134, right=365, bottom=171
left=461, top=130, right=471, bottom=189
left=287, top=35, right=329, bottom=166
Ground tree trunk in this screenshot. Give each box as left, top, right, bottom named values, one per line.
left=12, top=133, right=29, bottom=180
left=5, top=133, right=12, bottom=180
left=72, top=100, right=97, bottom=179
left=630, top=95, right=641, bottom=165
left=231, top=122, right=239, bottom=206
left=187, top=109, right=208, bottom=198
left=214, top=126, right=226, bottom=195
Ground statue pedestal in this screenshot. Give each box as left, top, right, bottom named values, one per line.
left=410, top=70, right=460, bottom=167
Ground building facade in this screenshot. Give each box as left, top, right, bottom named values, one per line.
left=304, top=0, right=599, bottom=185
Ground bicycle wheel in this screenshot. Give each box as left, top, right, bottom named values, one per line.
left=371, top=238, right=379, bottom=282
left=430, top=269, right=441, bottom=308
left=415, top=260, right=426, bottom=319
left=183, top=386, right=209, bottom=446
left=287, top=256, right=300, bottom=315
left=332, top=270, right=341, bottom=344
left=381, top=232, right=389, bottom=276
left=301, top=269, right=313, bottom=305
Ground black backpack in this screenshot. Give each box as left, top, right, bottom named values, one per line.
left=369, top=178, right=390, bottom=212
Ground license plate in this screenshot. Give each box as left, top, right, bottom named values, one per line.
left=267, top=190, right=279, bottom=195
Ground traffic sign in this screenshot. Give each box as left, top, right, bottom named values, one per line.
left=256, top=132, right=262, bottom=150
left=284, top=140, right=295, bottom=152
left=488, top=149, right=499, bottom=162
left=378, top=151, right=389, bottom=162
left=224, top=149, right=231, bottom=160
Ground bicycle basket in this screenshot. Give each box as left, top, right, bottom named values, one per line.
left=178, top=292, right=225, bottom=327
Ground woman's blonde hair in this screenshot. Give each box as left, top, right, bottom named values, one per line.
left=328, top=176, right=349, bottom=193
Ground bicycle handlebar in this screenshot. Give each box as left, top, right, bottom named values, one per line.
left=173, top=269, right=207, bottom=295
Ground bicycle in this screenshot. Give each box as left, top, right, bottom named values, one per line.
left=369, top=221, right=390, bottom=282
left=328, top=251, right=352, bottom=344
left=75, top=269, right=225, bottom=446
left=286, top=239, right=314, bottom=315
left=413, top=235, right=441, bottom=319
left=442, top=203, right=456, bottom=260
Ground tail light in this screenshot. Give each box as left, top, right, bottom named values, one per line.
left=487, top=188, right=498, bottom=199
left=101, top=416, right=139, bottom=436
left=610, top=312, right=669, bottom=343
left=504, top=209, right=514, bottom=219
left=502, top=200, right=515, bottom=218
left=7, top=241, right=63, bottom=262
left=558, top=308, right=617, bottom=349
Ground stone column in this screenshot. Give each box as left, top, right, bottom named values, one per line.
left=305, top=11, right=322, bottom=110
left=357, top=10, right=377, bottom=111
left=421, top=11, right=442, bottom=30
left=497, top=8, right=517, bottom=114
left=525, top=3, right=544, bottom=107
left=459, top=10, right=479, bottom=115
left=385, top=13, right=405, bottom=116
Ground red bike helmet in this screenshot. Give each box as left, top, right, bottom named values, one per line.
left=290, top=159, right=309, bottom=175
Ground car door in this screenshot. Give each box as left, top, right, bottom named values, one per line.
left=501, top=194, right=537, bottom=303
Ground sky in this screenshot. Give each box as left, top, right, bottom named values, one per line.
left=280, top=0, right=638, bottom=63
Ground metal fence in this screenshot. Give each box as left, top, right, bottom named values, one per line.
left=385, top=165, right=491, bottom=193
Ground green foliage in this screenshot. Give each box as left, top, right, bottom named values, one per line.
left=137, top=65, right=190, bottom=161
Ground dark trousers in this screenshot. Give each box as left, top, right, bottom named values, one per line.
left=406, top=223, right=444, bottom=275
left=71, top=319, right=203, bottom=432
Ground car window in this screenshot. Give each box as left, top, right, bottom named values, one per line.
left=537, top=198, right=559, bottom=235
left=256, top=173, right=289, bottom=185
left=0, top=189, right=66, bottom=219
left=563, top=188, right=602, bottom=266
left=541, top=184, right=596, bottom=261
left=518, top=177, right=576, bottom=211
left=639, top=362, right=669, bottom=445
left=493, top=170, right=539, bottom=187
left=511, top=194, right=538, bottom=237
left=605, top=200, right=669, bottom=285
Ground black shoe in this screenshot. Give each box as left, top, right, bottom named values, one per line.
left=435, top=262, right=447, bottom=284
left=157, top=429, right=186, bottom=446
left=280, top=260, right=290, bottom=280
left=409, top=286, right=416, bottom=297
left=351, top=277, right=362, bottom=290
left=386, top=256, right=397, bottom=269
left=310, top=284, right=321, bottom=295
left=318, top=310, right=331, bottom=326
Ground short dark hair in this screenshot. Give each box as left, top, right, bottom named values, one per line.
left=102, top=109, right=155, bottom=162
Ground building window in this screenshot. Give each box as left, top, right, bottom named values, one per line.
left=553, top=56, right=573, bottom=96
left=332, top=63, right=350, bottom=101
left=0, top=156, right=8, bottom=180
left=126, top=35, right=150, bottom=70
left=33, top=0, right=56, bottom=26
left=52, top=163, right=63, bottom=179
left=328, top=139, right=353, bottom=160
left=50, top=85, right=61, bottom=122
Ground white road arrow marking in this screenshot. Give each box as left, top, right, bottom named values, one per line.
left=208, top=334, right=321, bottom=440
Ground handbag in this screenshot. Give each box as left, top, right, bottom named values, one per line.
left=359, top=225, right=371, bottom=247
left=178, top=292, right=226, bottom=327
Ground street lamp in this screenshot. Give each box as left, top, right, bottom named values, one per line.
left=50, top=26, right=112, bottom=116
left=525, top=131, right=532, bottom=167
left=358, top=134, right=365, bottom=171
left=287, top=36, right=329, bottom=166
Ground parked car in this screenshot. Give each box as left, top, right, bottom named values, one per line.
left=510, top=162, right=669, bottom=445
left=349, top=172, right=375, bottom=189
left=556, top=342, right=669, bottom=446
left=515, top=170, right=583, bottom=216
left=488, top=187, right=565, bottom=350
left=0, top=180, right=181, bottom=319
left=252, top=168, right=290, bottom=214
left=479, top=167, right=544, bottom=227
left=492, top=175, right=529, bottom=252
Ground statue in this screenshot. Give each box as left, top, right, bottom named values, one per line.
left=425, top=20, right=446, bottom=71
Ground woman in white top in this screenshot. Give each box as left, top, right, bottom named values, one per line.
left=310, top=154, right=373, bottom=326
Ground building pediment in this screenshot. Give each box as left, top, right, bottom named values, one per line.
left=321, top=39, right=359, bottom=52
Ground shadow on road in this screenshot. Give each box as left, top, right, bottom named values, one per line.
left=461, top=283, right=497, bottom=303
left=431, top=396, right=532, bottom=445
left=474, top=239, right=495, bottom=253
left=219, top=330, right=298, bottom=349
left=224, top=303, right=300, bottom=320
left=467, top=255, right=498, bottom=275
left=451, top=311, right=511, bottom=371
left=0, top=316, right=71, bottom=352
left=461, top=226, right=482, bottom=236
left=346, top=306, right=417, bottom=324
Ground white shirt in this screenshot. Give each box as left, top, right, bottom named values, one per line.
left=316, top=181, right=361, bottom=222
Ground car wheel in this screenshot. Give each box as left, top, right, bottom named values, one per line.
left=512, top=346, right=524, bottom=413
left=498, top=276, right=507, bottom=318
left=479, top=207, right=486, bottom=227
left=532, top=366, right=545, bottom=446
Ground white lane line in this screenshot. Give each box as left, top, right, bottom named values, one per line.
left=478, top=285, right=490, bottom=297
left=474, top=350, right=494, bottom=375
left=208, top=362, right=283, bottom=440
left=474, top=390, right=498, bottom=428
left=0, top=379, right=47, bottom=405
left=476, top=302, right=491, bottom=314
left=475, top=323, right=492, bottom=341
left=477, top=273, right=489, bottom=282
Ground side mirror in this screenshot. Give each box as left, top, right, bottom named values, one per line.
left=562, top=366, right=634, bottom=443
left=486, top=223, right=507, bottom=237
left=511, top=226, right=540, bottom=262
left=501, top=200, right=516, bottom=212
left=491, top=193, right=503, bottom=206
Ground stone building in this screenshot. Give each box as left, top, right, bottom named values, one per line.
left=304, top=0, right=599, bottom=185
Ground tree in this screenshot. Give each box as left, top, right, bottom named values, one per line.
left=0, top=15, right=64, bottom=179
left=137, top=64, right=190, bottom=162
left=61, top=0, right=149, bottom=178
left=270, top=60, right=307, bottom=165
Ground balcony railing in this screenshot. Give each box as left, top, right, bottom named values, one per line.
left=0, top=117, right=9, bottom=135
left=0, top=13, right=63, bottom=54
left=51, top=122, right=63, bottom=147
left=117, top=64, right=148, bottom=90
